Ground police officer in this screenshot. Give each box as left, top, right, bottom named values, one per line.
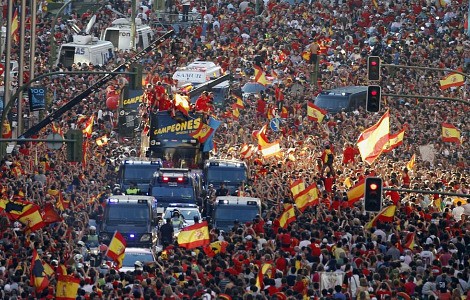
left=86, top=226, right=99, bottom=247
left=171, top=210, right=185, bottom=229
left=205, top=184, right=216, bottom=218
left=126, top=182, right=140, bottom=195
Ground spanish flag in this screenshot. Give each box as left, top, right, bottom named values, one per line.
left=240, top=144, right=255, bottom=159
left=19, top=205, right=46, bottom=233
left=406, top=154, right=416, bottom=170
left=41, top=203, right=63, bottom=224
left=82, top=115, right=94, bottom=138
left=56, top=192, right=70, bottom=211
left=254, top=65, right=269, bottom=86
left=280, top=106, right=288, bottom=119
left=12, top=9, right=19, bottom=43
left=177, top=221, right=210, bottom=249
left=439, top=69, right=465, bottom=90
left=232, top=94, right=244, bottom=109
left=254, top=124, right=270, bottom=148
left=0, top=198, right=33, bottom=220
left=231, top=107, right=240, bottom=119
left=174, top=94, right=191, bottom=116
left=260, top=140, right=282, bottom=158
left=442, top=123, right=461, bottom=144
left=106, top=231, right=127, bottom=268
left=295, top=184, right=319, bottom=211
left=403, top=232, right=416, bottom=250
left=365, top=205, right=397, bottom=230
left=307, top=102, right=327, bottom=123
left=2, top=120, right=12, bottom=138
left=190, top=122, right=214, bottom=143
left=56, top=275, right=80, bottom=300
left=382, top=127, right=405, bottom=153
left=51, top=122, right=64, bottom=137
left=96, top=135, right=109, bottom=147
left=30, top=249, right=49, bottom=292
left=345, top=179, right=365, bottom=207
left=256, top=263, right=275, bottom=290
left=357, top=110, right=390, bottom=165
left=278, top=204, right=296, bottom=228
left=290, top=179, right=305, bottom=198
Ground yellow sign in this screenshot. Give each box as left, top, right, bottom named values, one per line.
left=123, top=95, right=143, bottom=106
left=153, top=118, right=201, bottom=135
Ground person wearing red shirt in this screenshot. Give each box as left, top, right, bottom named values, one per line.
left=342, top=143, right=356, bottom=165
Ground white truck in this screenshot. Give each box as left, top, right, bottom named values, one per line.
left=101, top=18, right=154, bottom=51
left=172, top=61, right=223, bottom=87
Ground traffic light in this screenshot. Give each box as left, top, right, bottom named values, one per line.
left=366, top=85, right=381, bottom=112
left=367, top=56, right=381, bottom=81
left=364, top=177, right=383, bottom=212
left=65, top=129, right=83, bottom=162
left=129, top=63, right=143, bottom=90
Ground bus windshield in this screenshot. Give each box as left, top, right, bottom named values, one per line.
left=314, top=95, right=349, bottom=113
left=152, top=147, right=201, bottom=169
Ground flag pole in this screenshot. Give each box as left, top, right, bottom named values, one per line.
left=3, top=1, right=13, bottom=116
left=17, top=0, right=27, bottom=135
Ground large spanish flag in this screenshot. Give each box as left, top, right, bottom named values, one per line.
left=0, top=198, right=33, bottom=220
left=190, top=122, right=214, bottom=143
left=357, top=110, right=390, bottom=165
left=19, top=205, right=46, bottom=233
left=260, top=140, right=282, bottom=158
left=295, top=184, right=319, bottom=211
left=382, top=127, right=405, bottom=153
left=278, top=204, right=296, bottom=228
left=256, top=263, right=275, bottom=290
left=442, top=123, right=461, bottom=144
left=439, top=69, right=465, bottom=90
left=290, top=179, right=305, bottom=198
left=106, top=231, right=126, bottom=268
left=307, top=102, right=327, bottom=123
left=56, top=275, right=80, bottom=300
left=30, top=249, right=50, bottom=292
left=254, top=65, right=269, bottom=86
left=345, top=179, right=365, bottom=207
left=177, top=221, right=210, bottom=249
left=365, top=205, right=397, bottom=230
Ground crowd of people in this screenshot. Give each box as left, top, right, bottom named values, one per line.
left=0, top=0, right=469, bottom=299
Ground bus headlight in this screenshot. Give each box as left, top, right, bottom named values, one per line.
left=140, top=234, right=151, bottom=242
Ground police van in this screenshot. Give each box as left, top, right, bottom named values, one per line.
left=173, top=61, right=223, bottom=87
left=212, top=196, right=261, bottom=232
left=117, top=159, right=163, bottom=194
left=101, top=18, right=154, bottom=51
left=203, top=159, right=248, bottom=194
left=99, top=195, right=158, bottom=247
left=314, top=86, right=367, bottom=114
left=148, top=168, right=199, bottom=216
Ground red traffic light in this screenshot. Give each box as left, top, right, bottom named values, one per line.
left=371, top=61, right=378, bottom=66
left=369, top=183, right=378, bottom=190
left=370, top=90, right=378, bottom=96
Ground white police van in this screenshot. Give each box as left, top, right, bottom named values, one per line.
left=101, top=18, right=154, bottom=51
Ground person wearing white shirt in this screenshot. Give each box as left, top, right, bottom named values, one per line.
left=452, top=201, right=465, bottom=221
